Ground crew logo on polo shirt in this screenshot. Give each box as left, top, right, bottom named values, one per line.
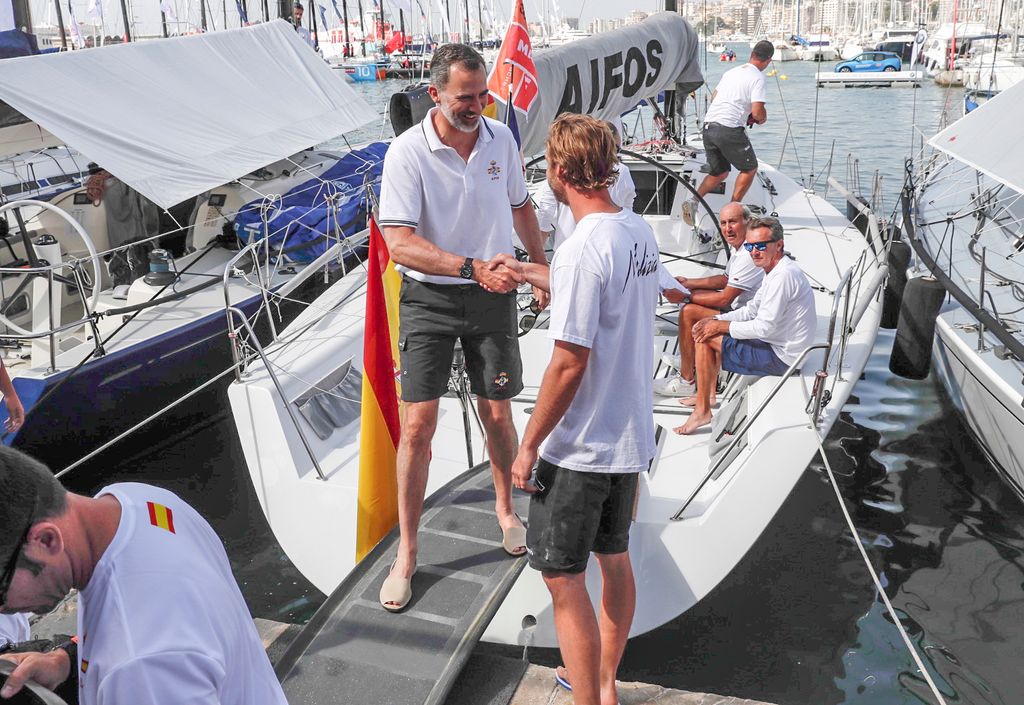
left=487, top=160, right=502, bottom=180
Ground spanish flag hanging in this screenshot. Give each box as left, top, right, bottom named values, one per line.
left=355, top=218, right=402, bottom=562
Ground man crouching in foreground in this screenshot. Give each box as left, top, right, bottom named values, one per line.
left=504, top=113, right=659, bottom=705
left=0, top=446, right=287, bottom=704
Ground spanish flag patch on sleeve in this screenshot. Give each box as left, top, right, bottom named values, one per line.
left=146, top=501, right=176, bottom=534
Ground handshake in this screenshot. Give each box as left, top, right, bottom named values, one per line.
left=473, top=253, right=551, bottom=310
left=473, top=253, right=527, bottom=294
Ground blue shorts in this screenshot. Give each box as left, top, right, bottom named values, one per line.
left=721, top=335, right=791, bottom=376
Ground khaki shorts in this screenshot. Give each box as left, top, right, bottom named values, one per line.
left=398, top=277, right=523, bottom=402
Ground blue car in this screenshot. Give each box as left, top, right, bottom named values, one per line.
left=835, top=51, right=902, bottom=73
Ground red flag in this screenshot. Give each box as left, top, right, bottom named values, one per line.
left=486, top=0, right=538, bottom=116
left=384, top=31, right=406, bottom=54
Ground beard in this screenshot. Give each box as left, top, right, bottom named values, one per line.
left=439, top=102, right=480, bottom=134
left=549, top=176, right=569, bottom=205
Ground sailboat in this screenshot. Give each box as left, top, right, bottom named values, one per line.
left=0, top=21, right=383, bottom=472
left=229, top=10, right=890, bottom=654
left=896, top=79, right=1024, bottom=498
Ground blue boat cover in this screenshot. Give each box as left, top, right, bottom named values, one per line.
left=233, top=142, right=388, bottom=261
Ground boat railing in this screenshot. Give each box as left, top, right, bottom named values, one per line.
left=902, top=184, right=1024, bottom=377
left=670, top=263, right=858, bottom=521
left=225, top=305, right=327, bottom=481
left=669, top=177, right=892, bottom=521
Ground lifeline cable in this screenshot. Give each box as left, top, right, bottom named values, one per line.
left=813, top=430, right=951, bottom=705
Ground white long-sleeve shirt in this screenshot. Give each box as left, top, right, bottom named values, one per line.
left=716, top=255, right=817, bottom=364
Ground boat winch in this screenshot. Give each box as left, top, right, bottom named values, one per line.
left=143, top=248, right=176, bottom=287
left=31, top=233, right=61, bottom=267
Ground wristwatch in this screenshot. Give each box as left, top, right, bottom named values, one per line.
left=458, top=257, right=474, bottom=280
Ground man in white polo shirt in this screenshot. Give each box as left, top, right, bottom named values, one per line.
left=676, top=216, right=816, bottom=435
left=377, top=43, right=547, bottom=612
left=0, top=446, right=287, bottom=704
left=509, top=114, right=658, bottom=705
left=682, top=40, right=775, bottom=224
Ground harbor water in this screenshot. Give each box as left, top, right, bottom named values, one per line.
left=59, top=52, right=1024, bottom=704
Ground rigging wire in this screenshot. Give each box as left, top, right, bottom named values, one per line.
left=813, top=431, right=951, bottom=705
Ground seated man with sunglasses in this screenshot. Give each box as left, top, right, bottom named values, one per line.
left=0, top=446, right=287, bottom=705
left=675, top=216, right=816, bottom=435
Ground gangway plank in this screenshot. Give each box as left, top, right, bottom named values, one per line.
left=274, top=462, right=530, bottom=705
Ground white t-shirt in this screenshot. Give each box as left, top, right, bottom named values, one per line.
left=295, top=25, right=315, bottom=48
left=704, top=64, right=768, bottom=129
left=541, top=209, right=659, bottom=473
left=77, top=483, right=287, bottom=705
left=724, top=245, right=764, bottom=309
left=0, top=613, right=30, bottom=648
left=535, top=164, right=637, bottom=250
left=717, top=255, right=817, bottom=364
left=378, top=108, right=530, bottom=285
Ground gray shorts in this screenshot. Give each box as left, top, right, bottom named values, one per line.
left=703, top=122, right=758, bottom=176
left=526, top=459, right=639, bottom=574
left=398, top=277, right=523, bottom=402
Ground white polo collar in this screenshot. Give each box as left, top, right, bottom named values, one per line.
left=421, top=107, right=495, bottom=152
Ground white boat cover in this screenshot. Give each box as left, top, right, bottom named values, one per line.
left=0, top=20, right=377, bottom=208
left=522, top=12, right=703, bottom=157
left=929, top=78, right=1024, bottom=195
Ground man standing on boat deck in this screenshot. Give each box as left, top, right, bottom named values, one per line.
left=0, top=446, right=288, bottom=705
left=682, top=40, right=775, bottom=223
left=376, top=43, right=547, bottom=612
left=508, top=114, right=659, bottom=705
left=676, top=216, right=816, bottom=435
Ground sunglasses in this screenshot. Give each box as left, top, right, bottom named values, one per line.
left=743, top=241, right=775, bottom=252
left=0, top=520, right=32, bottom=607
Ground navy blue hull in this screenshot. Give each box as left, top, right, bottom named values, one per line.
left=6, top=271, right=334, bottom=474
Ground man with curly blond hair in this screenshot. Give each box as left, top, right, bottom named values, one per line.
left=506, top=113, right=659, bottom=705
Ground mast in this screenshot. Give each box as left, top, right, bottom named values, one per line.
left=262, top=0, right=268, bottom=21
left=53, top=0, right=68, bottom=48
left=200, top=0, right=207, bottom=29
left=310, top=0, right=319, bottom=50
left=356, top=0, right=365, bottom=54
left=342, top=0, right=351, bottom=56
left=462, top=0, right=468, bottom=40
left=664, top=0, right=678, bottom=137
left=445, top=0, right=450, bottom=41
left=398, top=7, right=404, bottom=47
left=159, top=0, right=168, bottom=36
left=476, top=0, right=481, bottom=42
left=119, top=0, right=132, bottom=39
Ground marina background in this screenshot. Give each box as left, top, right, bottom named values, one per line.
left=53, top=51, right=1024, bottom=704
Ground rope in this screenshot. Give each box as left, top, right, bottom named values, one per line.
left=813, top=429, right=951, bottom=705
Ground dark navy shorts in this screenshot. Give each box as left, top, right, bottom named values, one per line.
left=721, top=335, right=790, bottom=376
left=703, top=122, right=758, bottom=175
left=526, top=459, right=639, bottom=574
left=398, top=277, right=523, bottom=402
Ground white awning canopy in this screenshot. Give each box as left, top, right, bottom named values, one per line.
left=0, top=21, right=378, bottom=208
left=929, top=79, right=1024, bottom=195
